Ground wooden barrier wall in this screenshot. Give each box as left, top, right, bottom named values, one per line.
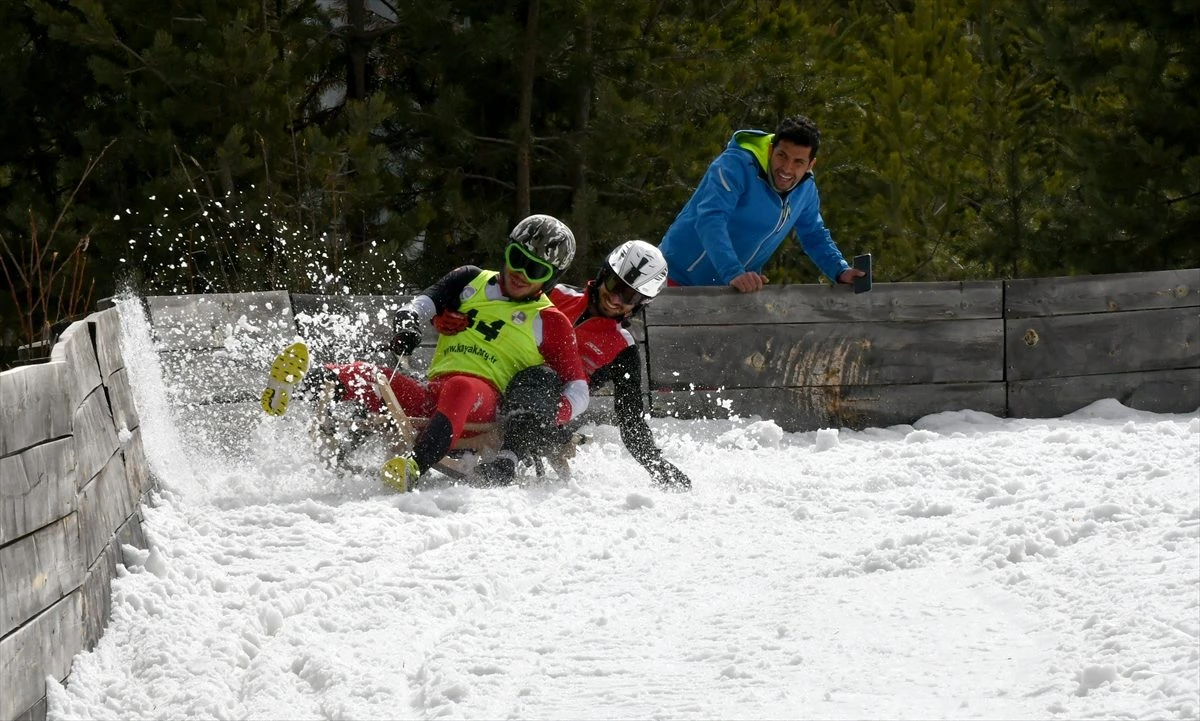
left=0, top=308, right=155, bottom=721
left=643, top=268, right=1199, bottom=430
left=139, top=266, right=1198, bottom=436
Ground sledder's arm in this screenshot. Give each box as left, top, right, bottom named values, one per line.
left=537, top=307, right=590, bottom=424
left=391, top=266, right=483, bottom=354
left=594, top=345, right=691, bottom=490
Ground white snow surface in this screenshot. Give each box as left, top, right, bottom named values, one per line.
left=46, top=298, right=1200, bottom=720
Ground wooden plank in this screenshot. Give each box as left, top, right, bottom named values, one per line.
left=0, top=514, right=83, bottom=637
left=147, top=291, right=294, bottom=352
left=647, top=320, right=1003, bottom=389
left=47, top=320, right=102, bottom=411
left=1006, top=307, right=1200, bottom=381
left=13, top=695, right=45, bottom=721
left=1009, top=369, right=1200, bottom=418
left=105, top=367, right=140, bottom=434
left=156, top=341, right=431, bottom=407
left=1006, top=268, right=1200, bottom=318
left=646, top=281, right=1002, bottom=326
left=72, top=388, right=120, bottom=491
left=650, top=382, right=1007, bottom=432
left=0, top=364, right=71, bottom=457
left=77, top=453, right=135, bottom=567
left=91, top=307, right=124, bottom=379
left=291, top=293, right=435, bottom=365
left=80, top=517, right=146, bottom=651
left=156, top=348, right=265, bottom=404
left=0, top=438, right=76, bottom=546
left=290, top=293, right=411, bottom=317
left=80, top=539, right=115, bottom=654
left=0, top=590, right=83, bottom=721
left=174, top=400, right=263, bottom=460
left=122, top=429, right=154, bottom=500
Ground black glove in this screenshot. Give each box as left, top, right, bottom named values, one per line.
left=389, top=309, right=423, bottom=356
left=651, top=461, right=692, bottom=491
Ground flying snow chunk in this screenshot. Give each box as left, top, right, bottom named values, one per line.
left=717, top=420, right=784, bottom=450
left=625, top=493, right=655, bottom=510
left=904, top=429, right=940, bottom=444
left=814, top=427, right=839, bottom=452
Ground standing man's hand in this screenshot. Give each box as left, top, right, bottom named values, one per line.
left=730, top=271, right=769, bottom=293
left=837, top=268, right=865, bottom=285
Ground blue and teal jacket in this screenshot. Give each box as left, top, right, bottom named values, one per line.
left=659, top=130, right=850, bottom=286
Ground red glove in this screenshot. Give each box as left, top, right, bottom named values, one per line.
left=432, top=310, right=470, bottom=335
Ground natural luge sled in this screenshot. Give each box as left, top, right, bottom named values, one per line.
left=271, top=344, right=583, bottom=484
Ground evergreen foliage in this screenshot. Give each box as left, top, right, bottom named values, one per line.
left=2, top=0, right=1197, bottom=358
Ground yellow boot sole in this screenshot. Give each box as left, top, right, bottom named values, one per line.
left=381, top=456, right=419, bottom=493
left=261, top=342, right=311, bottom=416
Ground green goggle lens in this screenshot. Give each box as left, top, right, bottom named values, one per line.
left=505, top=243, right=555, bottom=283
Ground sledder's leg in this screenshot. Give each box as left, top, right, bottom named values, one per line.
left=261, top=342, right=310, bottom=416
left=380, top=374, right=499, bottom=492
left=478, top=366, right=560, bottom=485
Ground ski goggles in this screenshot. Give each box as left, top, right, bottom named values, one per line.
left=602, top=272, right=650, bottom=307
left=505, top=243, right=556, bottom=283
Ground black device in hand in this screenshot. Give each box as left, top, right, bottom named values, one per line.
left=852, top=253, right=873, bottom=294
left=389, top=309, right=423, bottom=356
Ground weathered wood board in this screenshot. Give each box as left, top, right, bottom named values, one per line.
left=81, top=515, right=147, bottom=651
left=0, top=364, right=70, bottom=457
left=91, top=308, right=124, bottom=379
left=647, top=320, right=1004, bottom=389
left=147, top=291, right=295, bottom=352
left=155, top=348, right=269, bottom=405
left=106, top=367, right=140, bottom=434
left=649, top=382, right=1007, bottom=432
left=175, top=400, right=267, bottom=460
left=77, top=453, right=135, bottom=567
left=646, top=281, right=1002, bottom=326
left=13, top=695, right=45, bottom=721
left=0, top=591, right=83, bottom=721
left=121, top=428, right=154, bottom=501
left=0, top=513, right=82, bottom=637
left=47, top=321, right=102, bottom=411
left=1006, top=307, right=1200, bottom=380
left=291, top=293, right=437, bottom=372
left=73, top=389, right=120, bottom=491
left=1006, top=268, right=1200, bottom=318
left=1009, top=368, right=1200, bottom=418
left=0, top=438, right=75, bottom=547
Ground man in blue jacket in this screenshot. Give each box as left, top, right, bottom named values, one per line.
left=659, top=115, right=864, bottom=293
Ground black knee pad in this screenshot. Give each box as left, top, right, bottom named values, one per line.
left=503, top=366, right=561, bottom=458
left=504, top=366, right=561, bottom=418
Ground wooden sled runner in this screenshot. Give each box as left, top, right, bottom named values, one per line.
left=368, top=371, right=582, bottom=483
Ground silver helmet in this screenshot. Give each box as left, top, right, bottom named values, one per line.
left=508, top=214, right=576, bottom=272
left=605, top=240, right=668, bottom=300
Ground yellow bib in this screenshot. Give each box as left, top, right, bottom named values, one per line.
left=428, top=271, right=551, bottom=391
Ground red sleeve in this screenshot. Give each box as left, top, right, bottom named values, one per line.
left=538, top=306, right=590, bottom=424
left=538, top=307, right=586, bottom=384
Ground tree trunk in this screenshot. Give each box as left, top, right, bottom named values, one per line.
left=568, top=13, right=593, bottom=263
left=346, top=0, right=368, bottom=101
left=515, top=0, right=539, bottom=219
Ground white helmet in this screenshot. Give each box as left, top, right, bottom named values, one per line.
left=508, top=214, right=576, bottom=272
left=599, top=240, right=669, bottom=305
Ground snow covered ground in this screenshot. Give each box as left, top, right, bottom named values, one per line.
left=47, top=299, right=1200, bottom=720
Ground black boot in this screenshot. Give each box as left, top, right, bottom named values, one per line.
left=477, top=450, right=518, bottom=486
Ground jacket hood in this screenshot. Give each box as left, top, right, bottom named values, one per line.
left=729, top=130, right=774, bottom=175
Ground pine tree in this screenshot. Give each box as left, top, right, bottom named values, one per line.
left=831, top=0, right=984, bottom=281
